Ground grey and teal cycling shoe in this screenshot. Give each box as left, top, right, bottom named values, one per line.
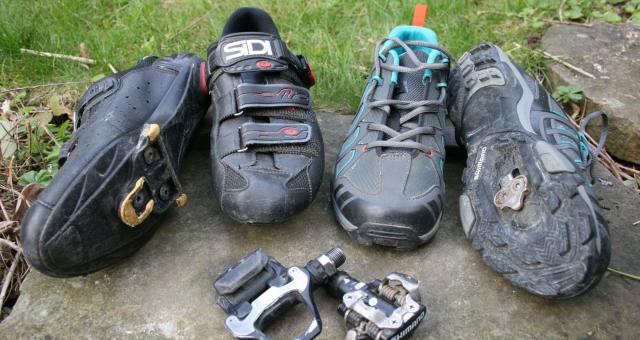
left=331, top=26, right=452, bottom=250
left=449, top=43, right=610, bottom=298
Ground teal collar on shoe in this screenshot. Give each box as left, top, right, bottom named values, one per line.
left=383, top=25, right=439, bottom=54
left=379, top=25, right=442, bottom=81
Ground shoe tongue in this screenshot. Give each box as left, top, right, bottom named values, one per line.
left=394, top=50, right=428, bottom=102
left=382, top=50, right=429, bottom=152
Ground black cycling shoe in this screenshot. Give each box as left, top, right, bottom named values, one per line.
left=21, top=54, right=209, bottom=277
left=331, top=26, right=452, bottom=250
left=449, top=43, right=611, bottom=298
left=207, top=7, right=322, bottom=223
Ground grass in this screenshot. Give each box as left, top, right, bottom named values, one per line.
left=2, top=0, right=634, bottom=109
left=1, top=0, right=639, bottom=321
left=0, top=0, right=567, bottom=111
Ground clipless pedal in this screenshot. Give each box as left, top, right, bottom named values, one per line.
left=214, top=248, right=345, bottom=339
left=327, top=271, right=427, bottom=340
left=214, top=248, right=428, bottom=339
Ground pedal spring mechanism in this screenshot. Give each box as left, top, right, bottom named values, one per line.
left=344, top=309, right=365, bottom=327
left=378, top=284, right=406, bottom=306
left=365, top=321, right=381, bottom=339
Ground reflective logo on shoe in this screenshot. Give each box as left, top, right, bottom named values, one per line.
left=223, top=40, right=273, bottom=61
left=473, top=146, right=487, bottom=181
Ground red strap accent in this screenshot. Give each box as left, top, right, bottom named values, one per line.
left=307, top=63, right=316, bottom=87
left=411, top=4, right=429, bottom=27
left=199, top=62, right=208, bottom=95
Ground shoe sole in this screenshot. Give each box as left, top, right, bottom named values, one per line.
left=454, top=44, right=610, bottom=298
left=331, top=191, right=441, bottom=251
left=24, top=60, right=206, bottom=277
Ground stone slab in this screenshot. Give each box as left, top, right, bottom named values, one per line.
left=542, top=22, right=640, bottom=164
left=1, top=112, right=640, bottom=339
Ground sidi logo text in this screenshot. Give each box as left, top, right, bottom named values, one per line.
left=223, top=40, right=273, bottom=61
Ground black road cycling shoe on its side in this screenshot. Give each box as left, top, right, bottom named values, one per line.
left=449, top=43, right=611, bottom=298
left=332, top=26, right=452, bottom=250
left=21, top=54, right=210, bottom=277
left=207, top=7, right=323, bottom=224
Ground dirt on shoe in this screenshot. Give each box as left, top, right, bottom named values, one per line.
left=449, top=43, right=611, bottom=298
left=206, top=7, right=323, bottom=224
left=20, top=54, right=210, bottom=277
left=331, top=26, right=452, bottom=250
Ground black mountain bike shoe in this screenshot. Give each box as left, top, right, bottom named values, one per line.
left=449, top=43, right=611, bottom=298
left=21, top=54, right=209, bottom=277
left=207, top=7, right=323, bottom=223
left=332, top=26, right=452, bottom=250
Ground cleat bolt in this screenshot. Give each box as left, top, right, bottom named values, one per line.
left=133, top=191, right=148, bottom=209
left=143, top=146, right=159, bottom=165
left=159, top=184, right=171, bottom=200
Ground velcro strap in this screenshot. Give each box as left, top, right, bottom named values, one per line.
left=217, top=85, right=312, bottom=122
left=240, top=122, right=311, bottom=147
left=237, top=84, right=311, bottom=110
left=75, top=77, right=118, bottom=128
left=207, top=32, right=315, bottom=89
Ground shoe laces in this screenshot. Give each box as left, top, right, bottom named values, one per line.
left=578, top=110, right=608, bottom=168
left=364, top=37, right=455, bottom=153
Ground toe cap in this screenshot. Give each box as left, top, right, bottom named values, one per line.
left=220, top=170, right=313, bottom=223
left=333, top=184, right=444, bottom=249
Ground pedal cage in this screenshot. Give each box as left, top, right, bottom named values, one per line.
left=214, top=249, right=323, bottom=340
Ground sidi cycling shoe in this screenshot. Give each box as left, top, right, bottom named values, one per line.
left=449, top=43, right=610, bottom=298
left=207, top=7, right=322, bottom=223
left=332, top=26, right=452, bottom=250
left=21, top=54, right=210, bottom=277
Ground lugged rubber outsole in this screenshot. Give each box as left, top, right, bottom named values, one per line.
left=452, top=43, right=611, bottom=298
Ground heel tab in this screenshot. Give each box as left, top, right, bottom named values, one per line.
left=411, top=4, right=429, bottom=27
left=199, top=62, right=208, bottom=95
